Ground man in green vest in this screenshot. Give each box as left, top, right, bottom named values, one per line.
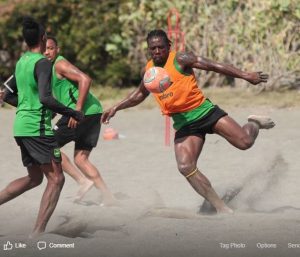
left=44, top=36, right=115, bottom=205
left=0, top=17, right=83, bottom=237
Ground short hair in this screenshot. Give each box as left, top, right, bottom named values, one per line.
left=146, top=29, right=171, bottom=46
left=22, top=16, right=45, bottom=47
left=47, top=35, right=58, bottom=46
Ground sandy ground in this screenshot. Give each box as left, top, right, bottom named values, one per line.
left=0, top=104, right=300, bottom=257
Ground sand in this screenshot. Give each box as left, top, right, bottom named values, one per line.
left=0, top=105, right=300, bottom=257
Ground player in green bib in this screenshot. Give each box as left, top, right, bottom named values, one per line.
left=0, top=17, right=83, bottom=237
left=44, top=36, right=115, bottom=205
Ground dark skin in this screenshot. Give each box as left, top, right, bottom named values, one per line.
left=102, top=36, right=271, bottom=213
left=101, top=37, right=268, bottom=122
left=0, top=33, right=66, bottom=237
left=44, top=38, right=115, bottom=205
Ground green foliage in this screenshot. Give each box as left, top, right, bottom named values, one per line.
left=172, top=0, right=300, bottom=90
left=0, top=0, right=299, bottom=90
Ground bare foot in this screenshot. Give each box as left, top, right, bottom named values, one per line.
left=217, top=205, right=234, bottom=214
left=74, top=180, right=94, bottom=202
left=200, top=187, right=240, bottom=215
left=247, top=115, right=275, bottom=129
left=100, top=194, right=120, bottom=207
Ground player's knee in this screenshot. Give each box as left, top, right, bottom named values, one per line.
left=238, top=136, right=254, bottom=150
left=74, top=158, right=81, bottom=168
left=177, top=163, right=195, bottom=177
left=31, top=176, right=44, bottom=187
left=74, top=155, right=87, bottom=168
left=29, top=173, right=44, bottom=188
left=86, top=170, right=99, bottom=180
left=48, top=173, right=65, bottom=187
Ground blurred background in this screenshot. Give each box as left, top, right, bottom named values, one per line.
left=0, top=0, right=299, bottom=94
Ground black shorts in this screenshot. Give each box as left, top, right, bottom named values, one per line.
left=53, top=113, right=101, bottom=151
left=174, top=105, right=227, bottom=140
left=15, top=136, right=62, bottom=167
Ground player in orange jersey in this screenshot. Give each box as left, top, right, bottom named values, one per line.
left=101, top=29, right=275, bottom=214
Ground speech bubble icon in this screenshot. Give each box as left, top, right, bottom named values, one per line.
left=37, top=241, right=47, bottom=250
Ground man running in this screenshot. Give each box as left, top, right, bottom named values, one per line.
left=0, top=17, right=83, bottom=237
left=101, top=29, right=275, bottom=213
left=44, top=36, right=115, bottom=205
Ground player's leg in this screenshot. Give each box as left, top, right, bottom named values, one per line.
left=26, top=136, right=65, bottom=237
left=74, top=149, right=115, bottom=205
left=174, top=135, right=232, bottom=213
left=31, top=160, right=65, bottom=237
left=54, top=116, right=93, bottom=200
left=0, top=165, right=43, bottom=205
left=213, top=115, right=274, bottom=150
left=74, top=113, right=116, bottom=205
left=60, top=151, right=93, bottom=201
left=0, top=137, right=44, bottom=205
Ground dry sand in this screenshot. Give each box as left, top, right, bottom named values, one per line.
left=0, top=105, right=300, bottom=257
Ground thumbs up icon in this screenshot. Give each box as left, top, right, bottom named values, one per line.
left=3, top=241, right=13, bottom=250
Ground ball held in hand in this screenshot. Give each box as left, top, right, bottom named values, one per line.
left=143, top=67, right=171, bottom=93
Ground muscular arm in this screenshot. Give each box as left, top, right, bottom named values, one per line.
left=101, top=81, right=150, bottom=124
left=117, top=67, right=150, bottom=110
left=117, top=83, right=149, bottom=110
left=55, top=59, right=91, bottom=111
left=176, top=52, right=268, bottom=85
left=35, top=59, right=83, bottom=121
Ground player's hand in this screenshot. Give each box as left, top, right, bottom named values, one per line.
left=68, top=110, right=83, bottom=128
left=68, top=117, right=78, bottom=128
left=246, top=71, right=269, bottom=85
left=101, top=107, right=117, bottom=124
left=71, top=110, right=84, bottom=122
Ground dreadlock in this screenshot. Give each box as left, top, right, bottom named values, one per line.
left=146, top=29, right=171, bottom=46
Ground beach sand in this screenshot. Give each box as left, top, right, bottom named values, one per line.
left=0, top=105, right=299, bottom=257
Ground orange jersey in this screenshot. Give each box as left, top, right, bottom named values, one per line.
left=145, top=51, right=205, bottom=115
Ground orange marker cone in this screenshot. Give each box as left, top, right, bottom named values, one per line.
left=103, top=127, right=119, bottom=140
